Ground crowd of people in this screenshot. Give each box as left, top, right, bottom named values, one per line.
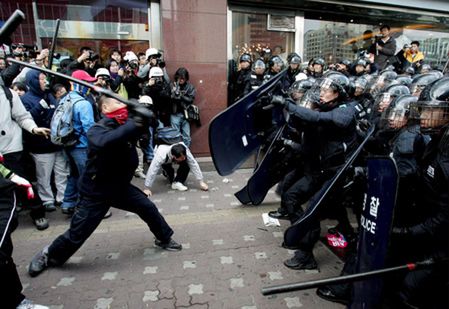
left=0, top=44, right=206, bottom=230
left=228, top=25, right=448, bottom=308
left=0, top=22, right=447, bottom=308
left=0, top=43, right=210, bottom=308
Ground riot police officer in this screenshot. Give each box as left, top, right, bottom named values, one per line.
left=230, top=53, right=252, bottom=103
left=270, top=73, right=358, bottom=270
left=250, top=58, right=266, bottom=91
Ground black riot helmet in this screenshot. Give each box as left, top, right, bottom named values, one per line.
left=289, top=79, right=313, bottom=100
left=287, top=52, right=302, bottom=64
left=410, top=73, right=441, bottom=97
left=253, top=58, right=266, bottom=71
left=317, top=72, right=350, bottom=109
left=298, top=87, right=320, bottom=109
left=375, top=83, right=410, bottom=113
left=313, top=57, right=326, bottom=67
left=239, top=53, right=252, bottom=64
left=268, top=55, right=284, bottom=72
left=396, top=76, right=413, bottom=87
left=354, top=76, right=369, bottom=97
left=410, top=77, right=449, bottom=134
left=380, top=94, right=418, bottom=131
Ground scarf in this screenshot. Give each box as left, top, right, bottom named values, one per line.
left=104, top=106, right=128, bottom=124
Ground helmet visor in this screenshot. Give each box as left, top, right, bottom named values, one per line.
left=410, top=101, right=449, bottom=133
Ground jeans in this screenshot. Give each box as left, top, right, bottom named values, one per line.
left=61, top=148, right=88, bottom=210
left=170, top=113, right=191, bottom=147
left=48, top=185, right=174, bottom=264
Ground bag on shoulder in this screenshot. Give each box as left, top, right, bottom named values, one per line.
left=50, top=94, right=84, bottom=147
left=154, top=126, right=182, bottom=146
left=184, top=104, right=201, bottom=126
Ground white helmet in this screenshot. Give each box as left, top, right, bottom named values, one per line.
left=123, top=51, right=138, bottom=62
left=149, top=67, right=164, bottom=78
left=145, top=48, right=161, bottom=60
left=138, top=95, right=153, bottom=105
left=95, top=68, right=110, bottom=79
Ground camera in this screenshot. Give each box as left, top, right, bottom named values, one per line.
left=128, top=61, right=138, bottom=70
left=156, top=58, right=166, bottom=69
left=87, top=50, right=99, bottom=61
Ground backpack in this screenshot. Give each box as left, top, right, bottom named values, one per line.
left=50, top=93, right=84, bottom=147
left=154, top=126, right=182, bottom=146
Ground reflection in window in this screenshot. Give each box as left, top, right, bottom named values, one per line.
left=232, top=11, right=294, bottom=62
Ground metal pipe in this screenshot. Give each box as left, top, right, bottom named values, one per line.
left=261, top=258, right=445, bottom=296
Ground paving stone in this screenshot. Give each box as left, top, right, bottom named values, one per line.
left=273, top=231, right=283, bottom=238
left=94, top=297, right=114, bottom=309
left=268, top=271, right=283, bottom=280
left=284, top=297, right=303, bottom=308
left=255, top=252, right=267, bottom=259
left=142, top=290, right=159, bottom=302
left=101, top=272, right=117, bottom=280
left=180, top=205, right=190, bottom=210
left=56, top=277, right=75, bottom=287
left=243, top=235, right=255, bottom=241
left=188, top=284, right=204, bottom=295
left=68, top=256, right=83, bottom=264
left=183, top=260, right=197, bottom=269
left=230, top=278, right=245, bottom=288
left=220, top=256, right=233, bottom=264
left=206, top=203, right=215, bottom=208
left=143, top=266, right=158, bottom=274
left=212, top=239, right=224, bottom=245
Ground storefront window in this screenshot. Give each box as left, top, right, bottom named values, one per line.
left=232, top=11, right=295, bottom=63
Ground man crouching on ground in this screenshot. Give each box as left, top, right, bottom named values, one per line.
left=28, top=96, right=181, bottom=277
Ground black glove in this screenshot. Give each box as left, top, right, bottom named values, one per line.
left=271, top=95, right=286, bottom=107
left=129, top=102, right=156, bottom=128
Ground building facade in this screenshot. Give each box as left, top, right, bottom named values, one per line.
left=1, top=0, right=449, bottom=156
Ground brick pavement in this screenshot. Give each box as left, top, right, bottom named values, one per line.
left=12, top=169, right=346, bottom=309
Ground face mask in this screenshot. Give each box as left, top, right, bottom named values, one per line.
left=104, top=106, right=128, bottom=124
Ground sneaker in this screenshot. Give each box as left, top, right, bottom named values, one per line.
left=268, top=209, right=289, bottom=220
left=43, top=202, right=56, bottom=212
left=155, top=238, right=182, bottom=251
left=316, top=286, right=350, bottom=305
left=33, top=217, right=49, bottom=231
left=28, top=246, right=50, bottom=277
left=134, top=170, right=146, bottom=179
left=171, top=182, right=188, bottom=191
left=284, top=250, right=318, bottom=270
left=16, top=298, right=49, bottom=309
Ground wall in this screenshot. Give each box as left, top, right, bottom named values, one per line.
left=161, top=0, right=228, bottom=156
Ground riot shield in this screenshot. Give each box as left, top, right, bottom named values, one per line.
left=351, top=157, right=398, bottom=308
left=283, top=125, right=375, bottom=248
left=209, top=69, right=287, bottom=176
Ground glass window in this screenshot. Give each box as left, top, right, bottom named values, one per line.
left=232, top=11, right=295, bottom=63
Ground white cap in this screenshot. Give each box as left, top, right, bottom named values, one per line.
left=138, top=95, right=153, bottom=105
left=95, top=68, right=110, bottom=79
left=149, top=67, right=164, bottom=78
left=295, top=72, right=308, bottom=81
left=123, top=51, right=138, bottom=62
left=145, top=48, right=161, bottom=59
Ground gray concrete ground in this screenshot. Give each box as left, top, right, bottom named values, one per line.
left=13, top=168, right=346, bottom=309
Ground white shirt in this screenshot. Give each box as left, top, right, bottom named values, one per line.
left=144, top=142, right=203, bottom=188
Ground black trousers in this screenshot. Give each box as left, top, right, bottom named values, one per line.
left=48, top=184, right=174, bottom=265
left=0, top=180, right=25, bottom=308
left=162, top=161, right=190, bottom=184
left=3, top=151, right=45, bottom=220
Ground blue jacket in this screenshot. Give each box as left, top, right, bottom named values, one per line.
left=62, top=91, right=95, bottom=149
left=21, top=70, right=60, bottom=153
left=78, top=117, right=142, bottom=198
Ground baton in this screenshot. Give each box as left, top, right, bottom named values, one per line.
left=261, top=258, right=446, bottom=296
left=0, top=10, right=25, bottom=46
left=7, top=58, right=153, bottom=118
left=47, top=19, right=61, bottom=72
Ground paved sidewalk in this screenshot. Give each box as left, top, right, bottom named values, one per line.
left=13, top=169, right=345, bottom=309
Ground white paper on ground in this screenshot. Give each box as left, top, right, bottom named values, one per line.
left=262, top=213, right=281, bottom=227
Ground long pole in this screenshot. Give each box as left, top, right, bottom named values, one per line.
left=261, top=258, right=445, bottom=296
left=47, top=18, right=61, bottom=71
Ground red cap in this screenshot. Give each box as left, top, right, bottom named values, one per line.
left=71, top=70, right=96, bottom=82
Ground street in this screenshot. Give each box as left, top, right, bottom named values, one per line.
left=13, top=168, right=345, bottom=309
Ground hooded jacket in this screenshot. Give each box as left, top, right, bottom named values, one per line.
left=21, top=70, right=60, bottom=154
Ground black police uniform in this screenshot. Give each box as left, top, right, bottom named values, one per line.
left=45, top=117, right=175, bottom=265
left=282, top=100, right=358, bottom=248
left=230, top=68, right=252, bottom=103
